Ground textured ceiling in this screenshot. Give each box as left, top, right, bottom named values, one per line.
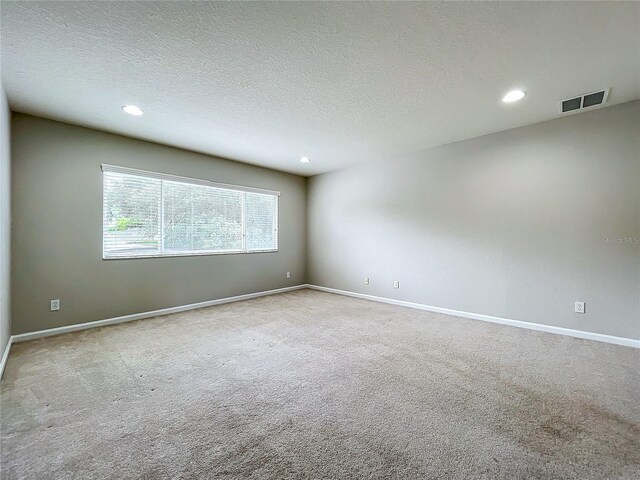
left=1, top=2, right=639, bottom=176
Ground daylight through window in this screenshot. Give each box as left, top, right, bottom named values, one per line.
left=102, top=165, right=278, bottom=258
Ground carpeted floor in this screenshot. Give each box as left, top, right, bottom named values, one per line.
left=1, top=289, right=638, bottom=479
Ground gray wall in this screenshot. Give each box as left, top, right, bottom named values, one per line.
left=9, top=103, right=640, bottom=340
left=11, top=114, right=306, bottom=334
left=0, top=84, right=11, bottom=352
left=308, top=101, right=640, bottom=340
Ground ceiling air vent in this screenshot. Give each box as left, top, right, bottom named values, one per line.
left=559, top=88, right=609, bottom=114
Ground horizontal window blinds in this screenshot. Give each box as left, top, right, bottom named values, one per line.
left=246, top=192, right=279, bottom=251
left=102, top=165, right=278, bottom=259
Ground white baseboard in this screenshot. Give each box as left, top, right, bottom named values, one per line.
left=3, top=282, right=636, bottom=381
left=306, top=284, right=640, bottom=349
left=0, top=335, right=13, bottom=380
left=10, top=285, right=307, bottom=345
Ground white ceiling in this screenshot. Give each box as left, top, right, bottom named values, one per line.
left=1, top=2, right=639, bottom=176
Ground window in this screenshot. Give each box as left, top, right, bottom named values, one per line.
left=102, top=165, right=278, bottom=259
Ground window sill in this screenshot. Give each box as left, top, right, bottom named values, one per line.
left=102, top=249, right=278, bottom=260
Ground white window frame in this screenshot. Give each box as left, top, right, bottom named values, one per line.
left=102, top=164, right=279, bottom=260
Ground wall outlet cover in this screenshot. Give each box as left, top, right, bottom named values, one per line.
left=575, top=301, right=585, bottom=314
left=393, top=281, right=399, bottom=289
left=364, top=277, right=369, bottom=285
left=50, top=299, right=60, bottom=311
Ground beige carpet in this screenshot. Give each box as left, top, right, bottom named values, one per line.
left=1, top=289, right=638, bottom=479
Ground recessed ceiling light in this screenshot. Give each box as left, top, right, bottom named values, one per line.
left=122, top=105, right=144, bottom=116
left=502, top=90, right=526, bottom=103
left=300, top=156, right=311, bottom=163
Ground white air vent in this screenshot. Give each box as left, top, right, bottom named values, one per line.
left=558, top=88, right=609, bottom=114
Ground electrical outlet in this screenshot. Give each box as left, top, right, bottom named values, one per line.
left=575, top=301, right=585, bottom=314
left=286, top=272, right=291, bottom=279
left=393, top=280, right=399, bottom=289
left=50, top=299, right=60, bottom=311
left=364, top=277, right=369, bottom=285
